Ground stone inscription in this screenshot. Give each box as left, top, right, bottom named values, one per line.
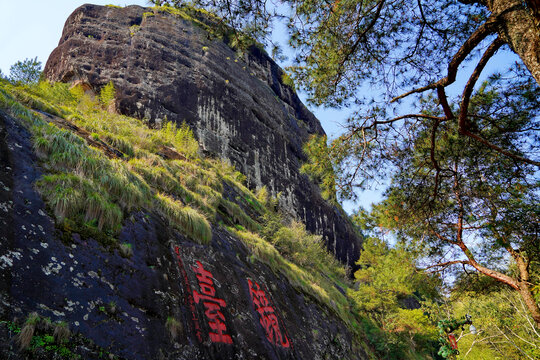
left=248, top=279, right=290, bottom=348
left=173, top=245, right=292, bottom=347
left=173, top=246, right=203, bottom=342
left=192, top=260, right=233, bottom=344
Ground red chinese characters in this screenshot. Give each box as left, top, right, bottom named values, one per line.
left=192, top=261, right=233, bottom=344
left=448, top=333, right=458, bottom=350
left=173, top=246, right=203, bottom=342
left=248, top=279, right=290, bottom=348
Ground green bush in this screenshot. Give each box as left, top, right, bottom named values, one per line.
left=99, top=81, right=116, bottom=107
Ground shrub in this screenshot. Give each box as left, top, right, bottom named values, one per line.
left=99, top=81, right=116, bottom=108
left=129, top=25, right=141, bottom=37
left=159, top=121, right=199, bottom=159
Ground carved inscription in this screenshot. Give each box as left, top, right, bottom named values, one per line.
left=248, top=279, right=290, bottom=348
left=192, top=261, right=233, bottom=344
left=173, top=245, right=203, bottom=342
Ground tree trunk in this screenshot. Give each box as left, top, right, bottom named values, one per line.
left=488, top=0, right=540, bottom=84
left=464, top=253, right=540, bottom=327
left=519, top=282, right=540, bottom=327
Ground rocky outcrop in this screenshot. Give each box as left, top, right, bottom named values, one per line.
left=0, top=109, right=367, bottom=359
left=44, top=4, right=361, bottom=268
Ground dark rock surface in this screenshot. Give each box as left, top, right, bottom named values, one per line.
left=44, top=4, right=361, bottom=268
left=0, top=110, right=367, bottom=359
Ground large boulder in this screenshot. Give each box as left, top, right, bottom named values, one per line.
left=44, top=4, right=361, bottom=268
left=0, top=109, right=367, bottom=359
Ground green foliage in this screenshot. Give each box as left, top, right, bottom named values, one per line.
left=300, top=135, right=338, bottom=202
left=99, top=81, right=116, bottom=107
left=219, top=198, right=260, bottom=232
left=447, top=289, right=540, bottom=360
left=129, top=24, right=140, bottom=36
left=348, top=237, right=440, bottom=358
left=229, top=227, right=350, bottom=320
left=281, top=72, right=295, bottom=89
left=4, top=313, right=76, bottom=357
left=271, top=221, right=345, bottom=280
left=367, top=79, right=540, bottom=321
left=9, top=57, right=42, bottom=85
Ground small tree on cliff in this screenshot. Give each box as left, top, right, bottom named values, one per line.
left=9, top=57, right=42, bottom=85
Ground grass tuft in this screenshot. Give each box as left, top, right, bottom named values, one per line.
left=53, top=321, right=71, bottom=343
left=165, top=316, right=182, bottom=340
left=219, top=198, right=261, bottom=232
left=17, top=312, right=40, bottom=350
left=36, top=173, right=123, bottom=232
left=156, top=193, right=212, bottom=244
left=119, top=243, right=133, bottom=258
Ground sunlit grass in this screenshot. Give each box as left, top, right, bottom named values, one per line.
left=155, top=192, right=212, bottom=244
left=0, top=79, right=368, bottom=350
left=229, top=226, right=356, bottom=331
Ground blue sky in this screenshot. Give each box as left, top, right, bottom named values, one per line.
left=0, top=0, right=379, bottom=212
left=1, top=1, right=519, bottom=213
left=0, top=1, right=145, bottom=74
left=0, top=0, right=350, bottom=136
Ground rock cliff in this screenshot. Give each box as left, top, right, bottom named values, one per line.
left=0, top=4, right=376, bottom=359
left=0, top=97, right=368, bottom=359
left=44, top=4, right=361, bottom=268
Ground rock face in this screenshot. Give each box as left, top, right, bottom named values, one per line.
left=44, top=4, right=361, bottom=268
left=0, top=109, right=367, bottom=359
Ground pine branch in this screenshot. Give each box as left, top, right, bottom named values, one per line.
left=391, top=16, right=499, bottom=102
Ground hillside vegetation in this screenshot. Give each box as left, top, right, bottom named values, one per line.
left=0, top=79, right=358, bottom=351
left=0, top=74, right=451, bottom=358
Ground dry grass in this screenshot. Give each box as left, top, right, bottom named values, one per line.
left=53, top=321, right=71, bottom=343
left=17, top=312, right=40, bottom=350
left=165, top=316, right=182, bottom=340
